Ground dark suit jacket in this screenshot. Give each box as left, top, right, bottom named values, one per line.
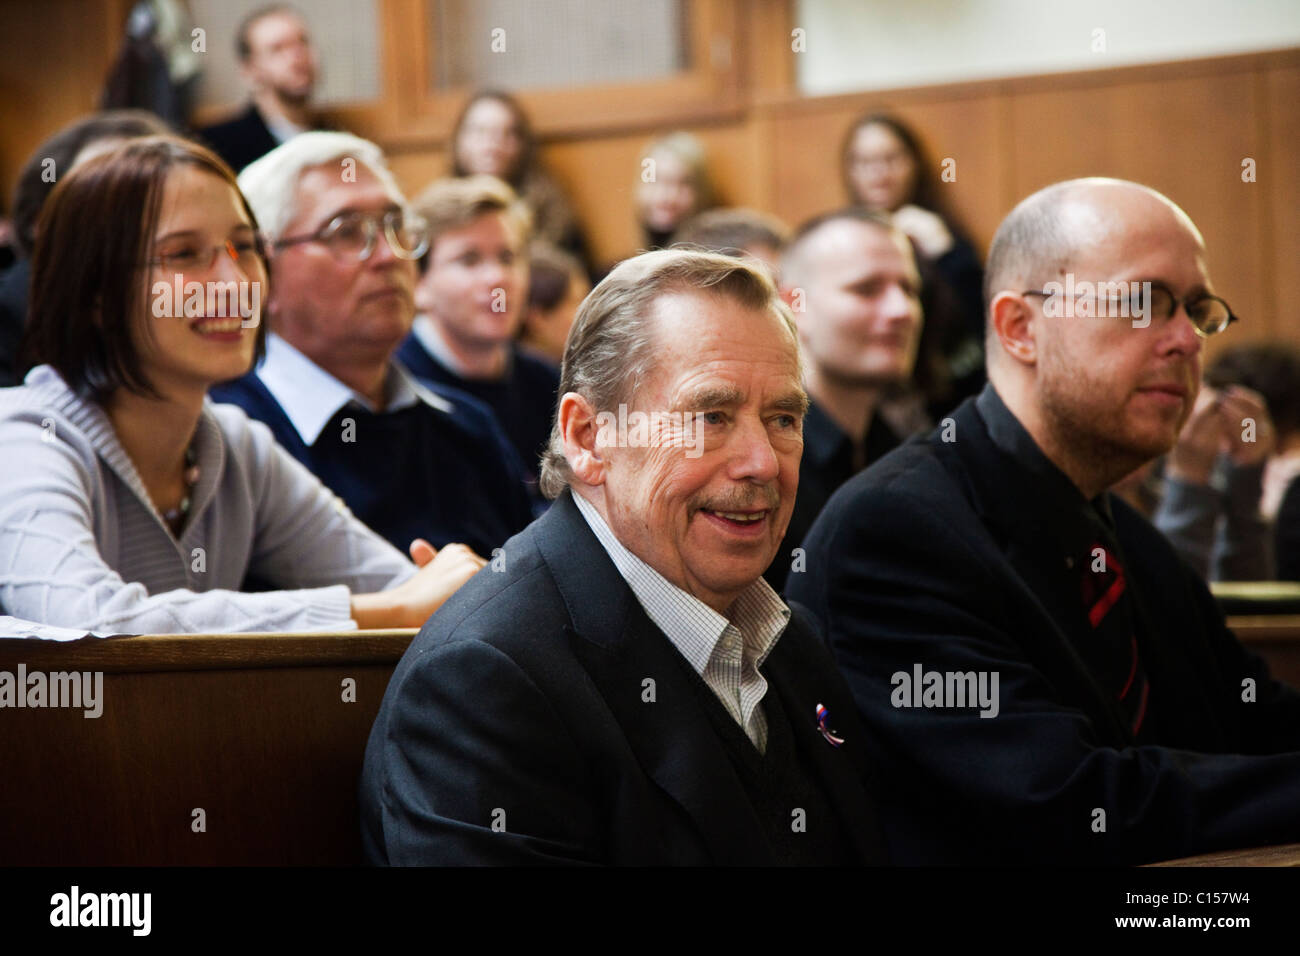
left=764, top=401, right=900, bottom=591
left=0, top=259, right=30, bottom=388
left=195, top=104, right=280, bottom=172
left=787, top=386, right=1300, bottom=865
left=359, top=490, right=886, bottom=865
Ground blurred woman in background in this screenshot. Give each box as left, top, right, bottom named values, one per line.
left=843, top=112, right=986, bottom=414
left=635, top=131, right=714, bottom=251
left=450, top=89, right=589, bottom=271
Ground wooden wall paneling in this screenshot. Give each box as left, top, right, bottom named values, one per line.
left=1006, top=71, right=1268, bottom=351
left=0, top=0, right=129, bottom=200
left=744, top=0, right=797, bottom=99
left=1263, top=65, right=1300, bottom=346
left=759, top=91, right=1005, bottom=254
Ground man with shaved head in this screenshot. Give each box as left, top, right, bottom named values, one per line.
left=765, top=207, right=923, bottom=589
left=788, top=177, right=1300, bottom=865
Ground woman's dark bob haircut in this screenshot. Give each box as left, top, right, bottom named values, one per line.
left=21, top=135, right=268, bottom=402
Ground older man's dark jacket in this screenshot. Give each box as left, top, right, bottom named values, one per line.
left=359, top=490, right=886, bottom=865
left=786, top=384, right=1300, bottom=865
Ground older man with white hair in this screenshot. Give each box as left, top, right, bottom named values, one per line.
left=360, top=249, right=887, bottom=865
left=211, top=131, right=533, bottom=559
left=788, top=177, right=1300, bottom=866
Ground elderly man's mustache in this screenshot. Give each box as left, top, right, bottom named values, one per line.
left=694, top=488, right=781, bottom=514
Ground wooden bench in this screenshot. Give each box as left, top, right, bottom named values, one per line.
left=0, top=630, right=416, bottom=865
left=2, top=606, right=1298, bottom=867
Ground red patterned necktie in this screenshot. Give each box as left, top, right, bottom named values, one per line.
left=1081, top=542, right=1150, bottom=738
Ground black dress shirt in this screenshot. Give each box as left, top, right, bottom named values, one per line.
left=766, top=399, right=900, bottom=591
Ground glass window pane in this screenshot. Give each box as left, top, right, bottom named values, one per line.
left=431, top=0, right=689, bottom=92
left=190, top=0, right=380, bottom=109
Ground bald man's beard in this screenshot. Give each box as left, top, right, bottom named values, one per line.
left=1036, top=339, right=1184, bottom=492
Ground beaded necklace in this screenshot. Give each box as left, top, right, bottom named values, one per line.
left=161, top=444, right=200, bottom=537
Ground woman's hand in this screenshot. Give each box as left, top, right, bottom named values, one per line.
left=1166, top=387, right=1224, bottom=486
left=891, top=204, right=955, bottom=258
left=350, top=542, right=488, bottom=629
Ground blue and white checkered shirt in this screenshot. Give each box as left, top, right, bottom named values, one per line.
left=572, top=492, right=791, bottom=752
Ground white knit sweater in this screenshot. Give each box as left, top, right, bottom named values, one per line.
left=0, top=366, right=415, bottom=634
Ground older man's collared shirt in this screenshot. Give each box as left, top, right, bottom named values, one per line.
left=572, top=492, right=790, bottom=752
left=254, top=332, right=452, bottom=446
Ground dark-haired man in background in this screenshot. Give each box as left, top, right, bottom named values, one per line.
left=197, top=4, right=320, bottom=172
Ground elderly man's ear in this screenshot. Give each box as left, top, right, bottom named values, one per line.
left=989, top=291, right=1039, bottom=367
left=559, top=392, right=607, bottom=485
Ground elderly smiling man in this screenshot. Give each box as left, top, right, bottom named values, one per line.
left=360, top=249, right=886, bottom=865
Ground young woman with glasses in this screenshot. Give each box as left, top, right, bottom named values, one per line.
left=0, top=136, right=484, bottom=635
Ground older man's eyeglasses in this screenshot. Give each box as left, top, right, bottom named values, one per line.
left=275, top=209, right=430, bottom=261
left=1021, top=283, right=1238, bottom=337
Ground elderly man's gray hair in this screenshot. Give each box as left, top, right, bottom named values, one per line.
left=538, top=249, right=801, bottom=500
left=237, top=131, right=408, bottom=242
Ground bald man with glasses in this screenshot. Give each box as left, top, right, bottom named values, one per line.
left=787, top=177, right=1300, bottom=865
left=212, top=132, right=533, bottom=559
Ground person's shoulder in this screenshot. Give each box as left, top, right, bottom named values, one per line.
left=512, top=347, right=561, bottom=390
left=411, top=376, right=495, bottom=431
left=196, top=103, right=261, bottom=139
left=0, top=370, right=105, bottom=493
left=208, top=367, right=264, bottom=403
left=396, top=523, right=576, bottom=678
left=825, top=431, right=963, bottom=518
left=204, top=395, right=285, bottom=470
left=0, top=366, right=91, bottom=432
left=1111, top=492, right=1201, bottom=578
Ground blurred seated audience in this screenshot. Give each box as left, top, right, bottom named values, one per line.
left=520, top=241, right=588, bottom=368
left=1154, top=343, right=1295, bottom=580
left=842, top=112, right=985, bottom=407
left=2, top=110, right=170, bottom=387
left=399, top=175, right=558, bottom=503
left=196, top=4, right=321, bottom=171
left=635, top=131, right=714, bottom=252
left=0, top=136, right=483, bottom=634
left=210, top=133, right=533, bottom=556
left=449, top=89, right=589, bottom=271
left=767, top=207, right=924, bottom=589
left=670, top=207, right=789, bottom=280
left=1171, top=343, right=1300, bottom=580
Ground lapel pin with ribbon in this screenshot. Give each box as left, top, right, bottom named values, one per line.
left=815, top=703, right=844, bottom=747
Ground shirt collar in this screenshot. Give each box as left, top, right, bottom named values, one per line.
left=255, top=333, right=449, bottom=445
left=571, top=490, right=790, bottom=676
left=802, top=400, right=899, bottom=469
left=975, top=383, right=1119, bottom=557
left=412, top=314, right=515, bottom=381
left=802, top=400, right=851, bottom=468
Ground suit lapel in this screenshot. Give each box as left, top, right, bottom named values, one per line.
left=764, top=611, right=887, bottom=862
left=537, top=493, right=772, bottom=863
left=947, top=399, right=1136, bottom=745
